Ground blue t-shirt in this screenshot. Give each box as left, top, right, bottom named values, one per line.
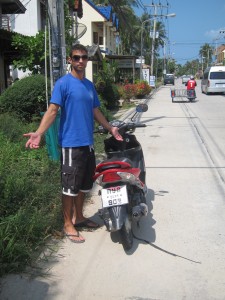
left=50, top=73, right=100, bottom=147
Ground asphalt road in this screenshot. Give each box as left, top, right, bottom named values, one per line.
left=1, top=80, right=225, bottom=300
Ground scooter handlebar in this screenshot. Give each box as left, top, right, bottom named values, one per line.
left=94, top=123, right=146, bottom=134
left=134, top=123, right=146, bottom=128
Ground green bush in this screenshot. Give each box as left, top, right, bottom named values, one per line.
left=0, top=83, right=116, bottom=276
left=95, top=82, right=120, bottom=108
left=102, top=84, right=120, bottom=108
left=0, top=75, right=50, bottom=122
left=94, top=58, right=120, bottom=108
left=0, top=113, right=34, bottom=142
left=0, top=114, right=61, bottom=276
left=97, top=94, right=112, bottom=122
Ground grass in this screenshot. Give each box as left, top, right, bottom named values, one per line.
left=0, top=104, right=131, bottom=277
left=0, top=114, right=62, bottom=277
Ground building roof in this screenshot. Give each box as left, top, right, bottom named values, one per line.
left=97, top=5, right=112, bottom=20
left=85, top=0, right=112, bottom=20
left=0, top=0, right=26, bottom=14
left=86, top=44, right=103, bottom=61
left=84, top=0, right=119, bottom=30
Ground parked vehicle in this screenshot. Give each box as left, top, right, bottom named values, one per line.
left=164, top=74, right=175, bottom=85
left=182, top=75, right=191, bottom=84
left=201, top=66, right=225, bottom=95
left=94, top=104, right=148, bottom=250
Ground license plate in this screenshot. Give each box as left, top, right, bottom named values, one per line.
left=101, top=185, right=128, bottom=208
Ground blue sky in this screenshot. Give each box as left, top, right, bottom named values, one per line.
left=134, top=0, right=225, bottom=65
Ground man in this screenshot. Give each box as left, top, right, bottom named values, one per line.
left=24, top=44, right=122, bottom=243
left=185, top=75, right=197, bottom=99
left=185, top=75, right=197, bottom=91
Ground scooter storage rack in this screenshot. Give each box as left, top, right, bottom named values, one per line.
left=170, top=88, right=188, bottom=102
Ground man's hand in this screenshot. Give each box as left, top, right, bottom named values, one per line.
left=111, top=126, right=123, bottom=141
left=23, top=132, right=42, bottom=149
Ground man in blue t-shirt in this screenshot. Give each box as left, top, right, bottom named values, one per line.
left=24, top=44, right=122, bottom=243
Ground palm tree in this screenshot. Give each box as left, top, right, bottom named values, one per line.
left=199, top=43, right=214, bottom=69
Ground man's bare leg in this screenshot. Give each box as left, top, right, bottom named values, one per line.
left=62, top=194, right=85, bottom=242
left=73, top=191, right=85, bottom=223
left=72, top=191, right=99, bottom=227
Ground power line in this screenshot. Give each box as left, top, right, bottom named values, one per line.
left=136, top=0, right=146, bottom=11
left=173, top=42, right=218, bottom=45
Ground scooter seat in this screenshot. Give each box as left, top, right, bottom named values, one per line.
left=96, top=157, right=132, bottom=172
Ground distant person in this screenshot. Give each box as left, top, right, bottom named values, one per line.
left=23, top=44, right=123, bottom=243
left=185, top=75, right=197, bottom=97
left=185, top=75, right=197, bottom=90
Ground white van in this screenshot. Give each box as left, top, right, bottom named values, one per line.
left=201, top=66, right=225, bottom=94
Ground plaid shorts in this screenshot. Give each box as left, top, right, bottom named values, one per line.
left=61, top=146, right=96, bottom=196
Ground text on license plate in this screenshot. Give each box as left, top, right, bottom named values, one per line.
left=101, top=185, right=128, bottom=208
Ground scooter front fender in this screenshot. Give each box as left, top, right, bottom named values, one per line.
left=102, top=205, right=128, bottom=232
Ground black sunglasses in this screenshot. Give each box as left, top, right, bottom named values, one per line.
left=71, top=55, right=88, bottom=61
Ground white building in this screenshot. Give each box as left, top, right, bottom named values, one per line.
left=77, top=0, right=119, bottom=80
left=0, top=0, right=26, bottom=93
left=10, top=0, right=46, bottom=36
left=8, top=0, right=46, bottom=80
left=0, top=0, right=120, bottom=85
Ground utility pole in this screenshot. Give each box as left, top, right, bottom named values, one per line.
left=163, top=39, right=166, bottom=75
left=145, top=3, right=169, bottom=76
left=48, top=0, right=67, bottom=88
left=44, top=0, right=67, bottom=161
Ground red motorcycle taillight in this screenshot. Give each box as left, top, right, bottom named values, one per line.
left=102, top=172, right=122, bottom=182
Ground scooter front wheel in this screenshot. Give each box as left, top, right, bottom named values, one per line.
left=119, top=215, right=133, bottom=250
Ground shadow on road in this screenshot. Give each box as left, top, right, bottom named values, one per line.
left=109, top=188, right=156, bottom=255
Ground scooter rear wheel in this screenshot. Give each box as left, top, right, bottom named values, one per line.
left=119, top=216, right=133, bottom=250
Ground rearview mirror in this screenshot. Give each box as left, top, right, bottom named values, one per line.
left=136, top=103, right=148, bottom=113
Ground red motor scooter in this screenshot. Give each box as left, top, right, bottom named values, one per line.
left=94, top=104, right=148, bottom=250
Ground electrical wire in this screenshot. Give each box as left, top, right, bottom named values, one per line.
left=136, top=0, right=145, bottom=11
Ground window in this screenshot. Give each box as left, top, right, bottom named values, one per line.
left=210, top=72, right=225, bottom=79
left=40, top=2, right=47, bottom=30
left=99, top=36, right=103, bottom=45
left=93, top=32, right=98, bottom=44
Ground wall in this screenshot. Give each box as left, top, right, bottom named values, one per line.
left=79, top=1, right=118, bottom=81
left=10, top=0, right=40, bottom=36
left=9, top=0, right=41, bottom=80
left=78, top=1, right=105, bottom=80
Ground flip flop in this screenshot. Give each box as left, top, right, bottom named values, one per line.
left=63, top=230, right=85, bottom=243
left=74, top=219, right=99, bottom=229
